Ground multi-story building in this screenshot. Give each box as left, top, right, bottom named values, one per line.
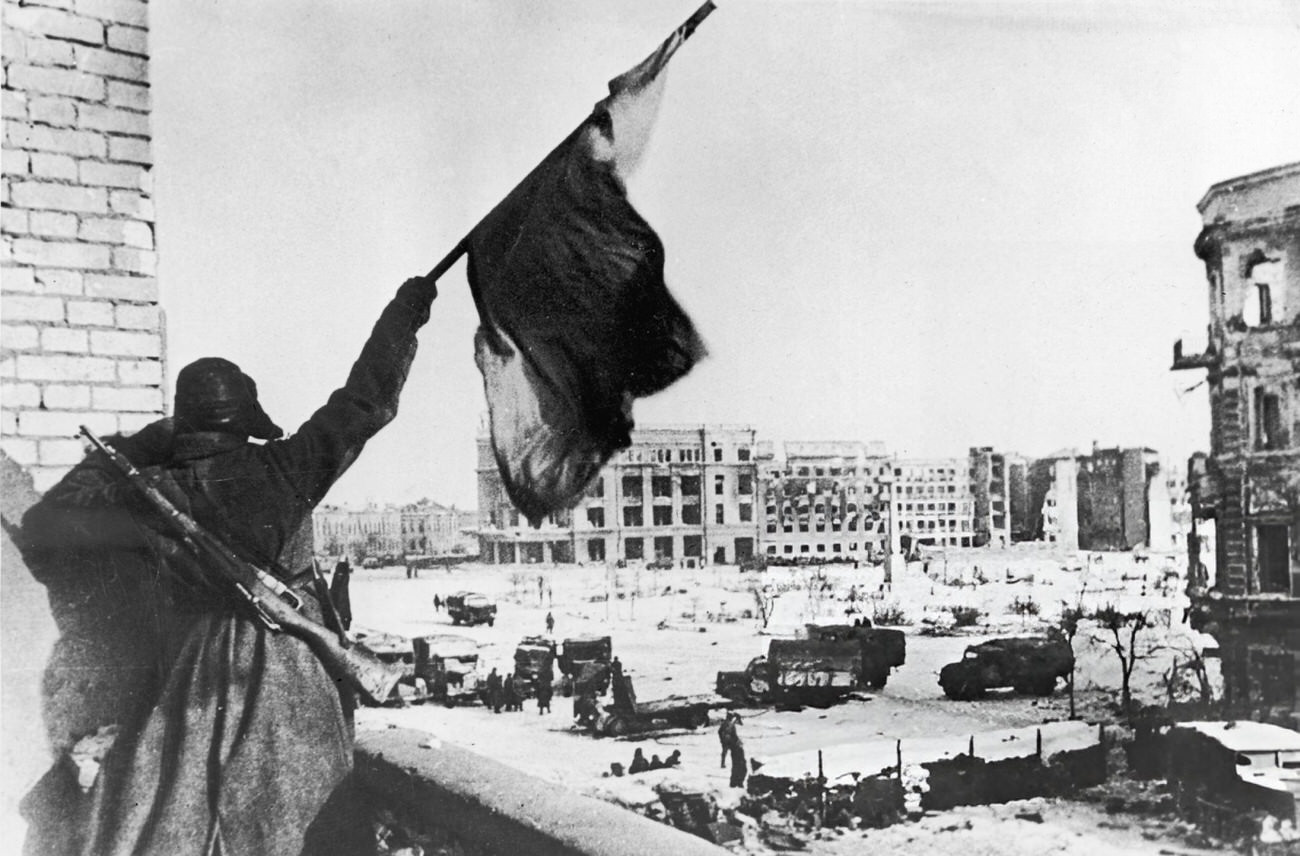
left=969, top=446, right=1012, bottom=548
left=756, top=440, right=893, bottom=563
left=1026, top=450, right=1081, bottom=547
left=1076, top=446, right=1161, bottom=552
left=313, top=500, right=476, bottom=560
left=890, top=457, right=977, bottom=550
left=1174, top=161, right=1300, bottom=725
left=477, top=425, right=761, bottom=567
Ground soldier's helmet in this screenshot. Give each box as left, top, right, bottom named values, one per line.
left=174, top=357, right=284, bottom=440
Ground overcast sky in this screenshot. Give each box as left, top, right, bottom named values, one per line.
left=150, top=0, right=1300, bottom=509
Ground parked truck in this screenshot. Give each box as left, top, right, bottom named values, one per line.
left=557, top=635, right=613, bottom=697
left=513, top=635, right=557, bottom=699
left=938, top=636, right=1074, bottom=700
left=446, top=591, right=497, bottom=627
left=412, top=634, right=484, bottom=706
left=803, top=622, right=906, bottom=689
left=716, top=638, right=864, bottom=708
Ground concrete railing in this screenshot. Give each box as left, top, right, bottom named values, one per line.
left=355, top=728, right=727, bottom=856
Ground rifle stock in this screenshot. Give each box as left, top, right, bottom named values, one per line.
left=80, top=426, right=404, bottom=705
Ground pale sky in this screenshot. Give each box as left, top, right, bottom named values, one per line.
left=150, top=0, right=1300, bottom=509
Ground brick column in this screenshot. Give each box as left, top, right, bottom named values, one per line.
left=2, top=0, right=163, bottom=493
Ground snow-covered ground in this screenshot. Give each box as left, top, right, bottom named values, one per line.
left=350, top=544, right=1224, bottom=854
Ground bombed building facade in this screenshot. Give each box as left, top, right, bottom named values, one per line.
left=1174, top=161, right=1300, bottom=726
left=476, top=425, right=762, bottom=567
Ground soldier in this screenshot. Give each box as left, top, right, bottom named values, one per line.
left=718, top=711, right=737, bottom=768
left=328, top=557, right=353, bottom=632
left=487, top=668, right=503, bottom=714
left=545, top=611, right=555, bottom=634
left=19, top=272, right=443, bottom=856
left=536, top=676, right=553, bottom=715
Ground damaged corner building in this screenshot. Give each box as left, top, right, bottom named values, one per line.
left=1175, top=161, right=1300, bottom=727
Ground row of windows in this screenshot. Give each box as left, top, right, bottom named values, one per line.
left=768, top=520, right=888, bottom=534
left=619, top=445, right=753, bottom=465
left=585, top=503, right=755, bottom=528
left=765, top=541, right=877, bottom=555
left=775, top=465, right=891, bottom=478
left=899, top=519, right=970, bottom=531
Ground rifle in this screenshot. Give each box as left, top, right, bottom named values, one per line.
left=80, top=425, right=404, bottom=705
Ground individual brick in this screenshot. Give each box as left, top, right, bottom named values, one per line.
left=34, top=268, right=85, bottom=295
left=12, top=238, right=111, bottom=269
left=5, top=6, right=104, bottom=46
left=116, top=358, right=160, bottom=386
left=42, top=383, right=91, bottom=409
left=106, top=24, right=146, bottom=56
left=5, top=122, right=106, bottom=157
left=93, top=384, right=161, bottom=411
left=10, top=181, right=108, bottom=213
left=66, top=299, right=114, bottom=325
left=106, top=80, right=148, bottom=111
left=107, top=134, right=149, bottom=164
left=30, top=152, right=78, bottom=180
left=2, top=266, right=38, bottom=292
left=15, top=352, right=117, bottom=382
left=41, top=327, right=90, bottom=353
left=74, top=0, right=147, bottom=28
left=108, top=189, right=153, bottom=220
left=29, top=211, right=79, bottom=239
left=78, top=216, right=151, bottom=247
left=1, top=293, right=64, bottom=322
left=2, top=208, right=30, bottom=236
left=0, top=438, right=40, bottom=468
left=77, top=103, right=148, bottom=135
left=6, top=64, right=105, bottom=101
left=25, top=36, right=76, bottom=67
left=78, top=159, right=145, bottom=189
left=0, top=324, right=40, bottom=350
left=89, top=328, right=159, bottom=357
left=110, top=246, right=154, bottom=275
left=74, top=46, right=147, bottom=82
left=113, top=302, right=158, bottom=329
left=84, top=273, right=155, bottom=301
left=39, top=437, right=89, bottom=466
left=1, top=382, right=42, bottom=408
left=27, top=96, right=77, bottom=126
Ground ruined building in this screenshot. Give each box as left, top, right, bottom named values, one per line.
left=477, top=425, right=761, bottom=567
left=1175, top=161, right=1300, bottom=726
left=757, top=440, right=893, bottom=563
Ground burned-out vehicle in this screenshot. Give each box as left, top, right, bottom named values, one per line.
left=558, top=635, right=613, bottom=697
left=512, top=635, right=556, bottom=699
left=351, top=626, right=415, bottom=674
left=591, top=672, right=730, bottom=737
left=803, top=623, right=906, bottom=689
left=412, top=634, right=483, bottom=706
left=446, top=591, right=497, bottom=627
left=716, top=638, right=863, bottom=708
left=938, top=636, right=1073, bottom=700
left=1163, top=721, right=1300, bottom=835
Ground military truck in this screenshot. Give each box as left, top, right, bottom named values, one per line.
left=803, top=622, right=906, bottom=689
left=446, top=591, right=497, bottom=627
left=412, top=634, right=483, bottom=706
left=716, top=638, right=863, bottom=708
left=591, top=672, right=731, bottom=737
left=557, top=635, right=613, bottom=697
left=513, top=635, right=556, bottom=699
left=938, top=636, right=1074, bottom=700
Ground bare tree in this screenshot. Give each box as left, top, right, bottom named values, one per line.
left=1057, top=602, right=1086, bottom=719
left=1089, top=604, right=1157, bottom=713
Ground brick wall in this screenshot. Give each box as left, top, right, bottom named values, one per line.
left=2, top=0, right=163, bottom=493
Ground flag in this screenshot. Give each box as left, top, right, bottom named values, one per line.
left=468, top=3, right=715, bottom=526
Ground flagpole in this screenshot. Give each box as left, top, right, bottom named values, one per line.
left=425, top=237, right=469, bottom=283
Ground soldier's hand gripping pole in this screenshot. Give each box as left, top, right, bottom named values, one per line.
left=80, top=425, right=404, bottom=705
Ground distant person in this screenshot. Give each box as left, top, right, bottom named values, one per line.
left=433, top=593, right=442, bottom=611
left=537, top=677, right=553, bottom=715
left=729, top=730, right=747, bottom=788
left=574, top=691, right=598, bottom=728
left=629, top=748, right=650, bottom=774
left=545, top=611, right=555, bottom=634
left=649, top=754, right=664, bottom=771
left=487, top=668, right=502, bottom=714
left=718, top=712, right=738, bottom=768
left=664, top=750, right=681, bottom=768
left=503, top=673, right=519, bottom=712
left=329, top=557, right=354, bottom=632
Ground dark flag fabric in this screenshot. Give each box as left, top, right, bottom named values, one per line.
left=468, top=3, right=714, bottom=526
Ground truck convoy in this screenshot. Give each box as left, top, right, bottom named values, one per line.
left=446, top=592, right=497, bottom=627
left=938, top=636, right=1074, bottom=699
